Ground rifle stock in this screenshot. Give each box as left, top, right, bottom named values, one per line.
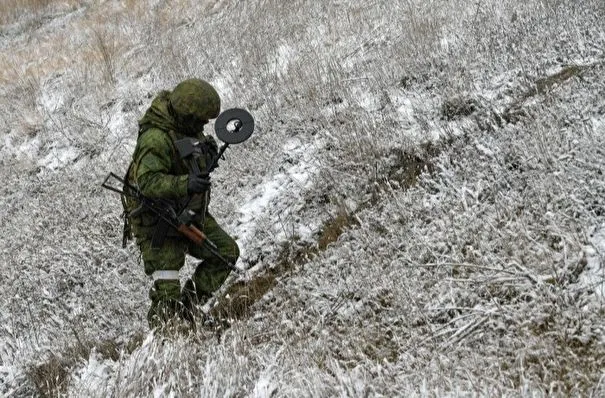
left=177, top=224, right=205, bottom=245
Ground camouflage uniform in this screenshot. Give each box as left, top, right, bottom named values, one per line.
left=125, top=79, right=239, bottom=329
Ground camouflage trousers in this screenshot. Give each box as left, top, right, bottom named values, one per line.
left=137, top=213, right=239, bottom=329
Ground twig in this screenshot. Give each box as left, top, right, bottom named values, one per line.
left=510, top=261, right=542, bottom=285
left=430, top=306, right=492, bottom=314
left=418, top=262, right=518, bottom=275
left=590, top=372, right=605, bottom=398
left=445, top=278, right=483, bottom=283
left=443, top=316, right=489, bottom=348
left=341, top=23, right=385, bottom=60
left=418, top=313, right=477, bottom=347
left=339, top=77, right=370, bottom=83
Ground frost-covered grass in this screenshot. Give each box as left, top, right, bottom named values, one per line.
left=1, top=0, right=604, bottom=396
left=0, top=0, right=79, bottom=26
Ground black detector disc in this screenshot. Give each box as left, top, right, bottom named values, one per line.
left=214, top=108, right=255, bottom=144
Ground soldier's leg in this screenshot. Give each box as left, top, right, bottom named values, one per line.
left=139, top=238, right=186, bottom=329
left=185, top=213, right=240, bottom=302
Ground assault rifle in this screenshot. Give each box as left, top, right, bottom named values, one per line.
left=102, top=172, right=242, bottom=274
left=102, top=108, right=255, bottom=274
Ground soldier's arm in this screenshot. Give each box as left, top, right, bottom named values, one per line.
left=134, top=129, right=188, bottom=199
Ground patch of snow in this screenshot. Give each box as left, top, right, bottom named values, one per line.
left=70, top=351, right=114, bottom=397
left=474, top=141, right=495, bottom=157
left=395, top=96, right=414, bottom=118
left=212, top=74, right=234, bottom=103
left=0, top=364, right=20, bottom=396
left=17, top=135, right=41, bottom=160
left=356, top=90, right=380, bottom=112
left=105, top=104, right=133, bottom=148
left=577, top=225, right=605, bottom=303
left=233, top=137, right=321, bottom=264
left=154, top=384, right=170, bottom=398
left=40, top=74, right=69, bottom=112
left=248, top=367, right=277, bottom=398
left=270, top=44, right=295, bottom=78
left=38, top=145, right=79, bottom=170
left=1, top=135, right=15, bottom=163
left=439, top=35, right=452, bottom=53
left=592, top=115, right=605, bottom=135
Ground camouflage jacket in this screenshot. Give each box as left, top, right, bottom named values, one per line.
left=125, top=91, right=217, bottom=239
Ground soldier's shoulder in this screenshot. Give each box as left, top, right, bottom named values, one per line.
left=138, top=128, right=172, bottom=147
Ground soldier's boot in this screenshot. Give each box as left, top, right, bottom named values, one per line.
left=181, top=279, right=199, bottom=324
left=148, top=279, right=189, bottom=333
left=181, top=278, right=212, bottom=326
left=189, top=261, right=231, bottom=327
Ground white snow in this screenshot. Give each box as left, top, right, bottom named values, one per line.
left=70, top=351, right=114, bottom=397
left=270, top=44, right=295, bottom=78
left=577, top=225, right=605, bottom=303
left=233, top=137, right=320, bottom=262
left=38, top=145, right=79, bottom=170
left=249, top=367, right=277, bottom=398
left=2, top=0, right=605, bottom=396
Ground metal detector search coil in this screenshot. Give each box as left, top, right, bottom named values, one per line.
left=214, top=108, right=255, bottom=144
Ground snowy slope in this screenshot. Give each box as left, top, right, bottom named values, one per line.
left=1, top=0, right=604, bottom=396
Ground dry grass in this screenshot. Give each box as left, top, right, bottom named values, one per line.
left=503, top=64, right=594, bottom=122
left=2, top=0, right=605, bottom=395
left=209, top=140, right=440, bottom=325
left=0, top=0, right=79, bottom=25
left=210, top=211, right=360, bottom=322
left=26, top=331, right=147, bottom=397
left=27, top=355, right=69, bottom=398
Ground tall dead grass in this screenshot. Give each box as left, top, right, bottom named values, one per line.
left=1, top=0, right=605, bottom=395
left=0, top=0, right=79, bottom=25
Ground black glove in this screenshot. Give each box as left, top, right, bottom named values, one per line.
left=203, top=136, right=219, bottom=172
left=204, top=136, right=218, bottom=158
left=187, top=173, right=211, bottom=194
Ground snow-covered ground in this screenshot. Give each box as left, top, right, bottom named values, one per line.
left=1, top=0, right=604, bottom=396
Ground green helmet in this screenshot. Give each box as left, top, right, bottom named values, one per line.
left=169, top=78, right=221, bottom=123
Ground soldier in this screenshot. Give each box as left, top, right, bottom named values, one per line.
left=124, top=78, right=240, bottom=330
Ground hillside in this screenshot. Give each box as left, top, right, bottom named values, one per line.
left=1, top=0, right=604, bottom=396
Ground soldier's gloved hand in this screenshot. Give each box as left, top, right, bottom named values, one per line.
left=187, top=173, right=211, bottom=194
left=203, top=136, right=219, bottom=172
left=204, top=136, right=218, bottom=158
